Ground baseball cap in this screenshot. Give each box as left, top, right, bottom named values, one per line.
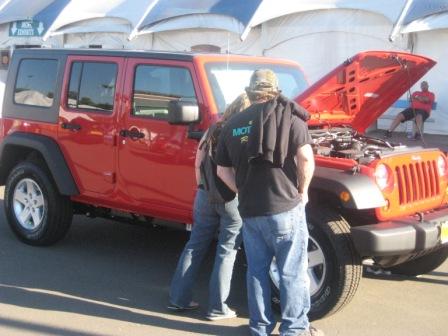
left=246, top=69, right=279, bottom=93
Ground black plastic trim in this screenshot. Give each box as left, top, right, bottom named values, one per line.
left=0, top=132, right=79, bottom=195
left=311, top=166, right=386, bottom=209
left=351, top=207, right=448, bottom=256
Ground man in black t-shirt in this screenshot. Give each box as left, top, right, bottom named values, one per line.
left=216, top=70, right=321, bottom=336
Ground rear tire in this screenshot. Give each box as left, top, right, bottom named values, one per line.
left=388, top=246, right=448, bottom=276
left=270, top=207, right=362, bottom=320
left=4, top=161, right=73, bottom=246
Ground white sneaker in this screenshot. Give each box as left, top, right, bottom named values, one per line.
left=205, top=309, right=237, bottom=321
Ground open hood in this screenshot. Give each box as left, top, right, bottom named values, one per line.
left=295, top=51, right=436, bottom=132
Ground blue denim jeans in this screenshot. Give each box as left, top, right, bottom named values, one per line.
left=169, top=188, right=243, bottom=315
left=243, top=203, right=310, bottom=336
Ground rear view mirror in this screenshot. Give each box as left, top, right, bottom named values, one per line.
left=168, top=98, right=199, bottom=125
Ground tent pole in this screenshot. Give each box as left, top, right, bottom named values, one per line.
left=389, top=0, right=414, bottom=42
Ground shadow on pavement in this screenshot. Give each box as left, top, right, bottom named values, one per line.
left=0, top=316, right=111, bottom=336
left=0, top=197, right=249, bottom=335
left=363, top=267, right=448, bottom=286
left=429, top=271, right=448, bottom=277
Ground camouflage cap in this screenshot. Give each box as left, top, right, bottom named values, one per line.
left=246, top=69, right=279, bottom=93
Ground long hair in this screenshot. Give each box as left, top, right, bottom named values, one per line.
left=221, top=93, right=251, bottom=123
left=209, top=93, right=251, bottom=147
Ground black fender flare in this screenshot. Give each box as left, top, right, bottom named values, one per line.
left=0, top=132, right=79, bottom=195
left=311, top=166, right=386, bottom=209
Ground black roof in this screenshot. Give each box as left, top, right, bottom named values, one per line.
left=12, top=48, right=196, bottom=61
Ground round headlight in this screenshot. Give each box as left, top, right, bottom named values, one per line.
left=437, top=156, right=447, bottom=177
left=375, top=163, right=392, bottom=190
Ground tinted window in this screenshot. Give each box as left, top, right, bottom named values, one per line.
left=14, top=59, right=58, bottom=107
left=133, top=65, right=196, bottom=120
left=67, top=62, right=117, bottom=112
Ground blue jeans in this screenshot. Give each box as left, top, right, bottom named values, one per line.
left=169, top=188, right=243, bottom=315
left=243, top=203, right=310, bottom=336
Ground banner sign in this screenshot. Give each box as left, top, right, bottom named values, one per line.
left=9, top=20, right=46, bottom=37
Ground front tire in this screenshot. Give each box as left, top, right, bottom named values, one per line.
left=270, top=207, right=362, bottom=320
left=387, top=246, right=448, bottom=276
left=4, top=161, right=73, bottom=246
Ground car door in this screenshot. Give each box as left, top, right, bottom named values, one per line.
left=118, top=58, right=202, bottom=222
left=58, top=55, right=124, bottom=196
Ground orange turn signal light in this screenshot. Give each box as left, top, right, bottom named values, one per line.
left=340, top=191, right=351, bottom=203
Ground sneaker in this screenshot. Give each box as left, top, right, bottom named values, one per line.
left=167, top=301, right=199, bottom=312
left=205, top=309, right=237, bottom=321
left=384, top=130, right=392, bottom=138
left=300, top=326, right=325, bottom=336
left=309, top=326, right=325, bottom=336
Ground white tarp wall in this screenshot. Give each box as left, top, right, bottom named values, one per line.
left=411, top=30, right=448, bottom=135
left=133, top=8, right=408, bottom=82
left=260, top=9, right=408, bottom=83
left=147, top=27, right=261, bottom=55
left=377, top=29, right=448, bottom=135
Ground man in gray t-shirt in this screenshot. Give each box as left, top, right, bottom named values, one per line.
left=217, top=70, right=322, bottom=336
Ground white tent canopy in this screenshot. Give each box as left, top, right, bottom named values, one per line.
left=133, top=0, right=407, bottom=40
left=0, top=0, right=412, bottom=41
left=0, top=0, right=55, bottom=25
left=50, top=17, right=131, bottom=36
left=401, top=12, right=448, bottom=33
left=249, top=0, right=407, bottom=28
left=136, top=14, right=244, bottom=37
left=43, top=0, right=157, bottom=40
left=260, top=9, right=404, bottom=83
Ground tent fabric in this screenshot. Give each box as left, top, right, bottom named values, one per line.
left=260, top=9, right=407, bottom=83
left=149, top=27, right=261, bottom=55
left=134, top=0, right=406, bottom=40
left=402, top=0, right=448, bottom=25
left=134, top=9, right=406, bottom=82
left=34, top=0, right=70, bottom=34
left=50, top=17, right=131, bottom=35
left=247, top=0, right=407, bottom=29
left=378, top=29, right=448, bottom=135
left=64, top=32, right=128, bottom=49
left=0, top=0, right=55, bottom=25
left=401, top=12, right=448, bottom=32
left=410, top=29, right=448, bottom=135
left=137, top=14, right=244, bottom=36
left=0, top=0, right=410, bottom=40
left=137, top=0, right=262, bottom=32
left=41, top=0, right=156, bottom=39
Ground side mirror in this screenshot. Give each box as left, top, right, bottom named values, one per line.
left=168, top=98, right=200, bottom=125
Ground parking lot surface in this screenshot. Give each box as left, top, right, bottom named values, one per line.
left=0, top=188, right=447, bottom=336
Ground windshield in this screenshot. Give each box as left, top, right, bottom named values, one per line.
left=205, top=62, right=308, bottom=114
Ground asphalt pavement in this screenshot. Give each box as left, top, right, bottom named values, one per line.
left=0, top=188, right=447, bottom=336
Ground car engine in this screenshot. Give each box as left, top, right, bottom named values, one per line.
left=310, top=127, right=403, bottom=164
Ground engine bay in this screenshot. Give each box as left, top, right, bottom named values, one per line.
left=309, top=127, right=405, bottom=164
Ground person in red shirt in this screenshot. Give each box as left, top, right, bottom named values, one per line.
left=385, top=81, right=435, bottom=140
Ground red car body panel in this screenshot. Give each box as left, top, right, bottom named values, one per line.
left=295, top=51, right=436, bottom=132
left=0, top=50, right=439, bottom=225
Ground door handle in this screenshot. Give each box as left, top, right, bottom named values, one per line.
left=61, top=122, right=81, bottom=131
left=119, top=129, right=145, bottom=139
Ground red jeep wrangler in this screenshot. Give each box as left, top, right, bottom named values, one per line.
left=0, top=49, right=447, bottom=319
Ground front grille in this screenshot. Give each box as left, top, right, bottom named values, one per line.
left=395, top=160, right=440, bottom=205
